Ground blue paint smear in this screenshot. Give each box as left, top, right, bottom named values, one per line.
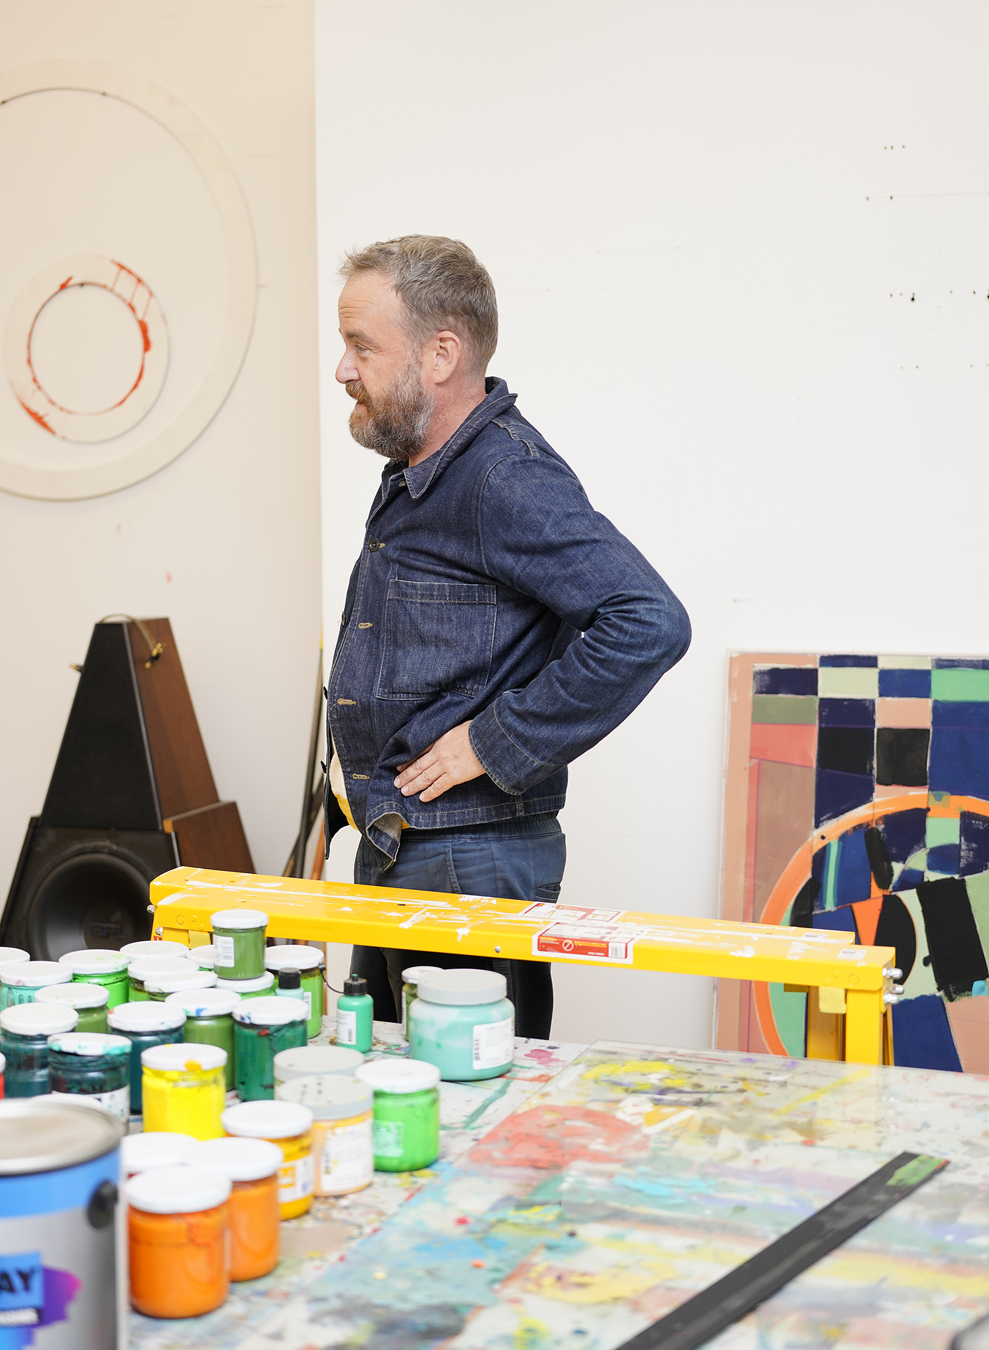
left=819, top=699, right=876, bottom=728
left=880, top=808, right=928, bottom=865
left=926, top=844, right=961, bottom=875
left=932, top=701, right=989, bottom=728
left=933, top=658, right=989, bottom=670
left=835, top=827, right=874, bottom=906
left=879, top=668, right=932, bottom=699
left=890, top=995, right=962, bottom=1072
left=960, top=814, right=989, bottom=877
left=812, top=908, right=857, bottom=935
left=892, top=867, right=926, bottom=893
left=930, top=728, right=989, bottom=799
left=815, top=769, right=875, bottom=829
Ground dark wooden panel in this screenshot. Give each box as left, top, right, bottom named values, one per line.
left=165, top=800, right=254, bottom=873
left=130, top=619, right=218, bottom=818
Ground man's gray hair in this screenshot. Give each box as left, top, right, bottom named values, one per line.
left=340, top=235, right=498, bottom=377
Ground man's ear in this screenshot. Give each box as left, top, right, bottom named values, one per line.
left=426, top=329, right=462, bottom=386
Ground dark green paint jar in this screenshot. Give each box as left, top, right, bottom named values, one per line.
left=232, top=996, right=307, bottom=1100
left=47, top=1032, right=131, bottom=1121
left=209, top=909, right=269, bottom=981
left=166, top=987, right=240, bottom=1090
left=0, top=1001, right=78, bottom=1096
left=107, top=1000, right=186, bottom=1114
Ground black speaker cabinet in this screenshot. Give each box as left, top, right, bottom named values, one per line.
left=1, top=619, right=254, bottom=959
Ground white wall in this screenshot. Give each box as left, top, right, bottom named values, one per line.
left=0, top=1, right=322, bottom=890
left=316, top=0, right=989, bottom=1048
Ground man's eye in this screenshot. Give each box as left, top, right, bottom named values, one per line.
left=355, top=344, right=368, bottom=354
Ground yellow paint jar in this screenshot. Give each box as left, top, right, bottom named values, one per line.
left=221, top=1099, right=314, bottom=1219
left=277, top=1074, right=374, bottom=1196
left=141, top=1042, right=227, bottom=1140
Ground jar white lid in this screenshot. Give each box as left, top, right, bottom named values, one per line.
left=216, top=972, right=274, bottom=994
left=355, top=1058, right=440, bottom=1094
left=0, top=1001, right=78, bottom=1035
left=401, top=965, right=444, bottom=984
left=122, top=1131, right=197, bottom=1175
left=0, top=961, right=72, bottom=987
left=58, top=949, right=130, bottom=974
left=165, top=988, right=241, bottom=1016
left=266, top=946, right=325, bottom=973
left=277, top=1074, right=373, bottom=1119
left=232, top=995, right=306, bottom=1026
left=190, top=1136, right=283, bottom=1181
left=210, top=909, right=270, bottom=931
left=120, top=941, right=190, bottom=960
left=144, top=971, right=217, bottom=995
left=221, top=1099, right=314, bottom=1139
left=128, top=957, right=195, bottom=981
left=127, top=1164, right=231, bottom=1214
left=47, top=1032, right=131, bottom=1057
left=108, top=1000, right=186, bottom=1032
left=0, top=948, right=29, bottom=968
left=416, top=969, right=507, bottom=1006
left=188, top=945, right=216, bottom=969
left=142, top=1042, right=227, bottom=1071
left=273, top=1046, right=364, bottom=1080
left=36, top=983, right=109, bottom=1010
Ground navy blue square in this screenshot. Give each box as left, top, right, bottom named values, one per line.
left=819, top=699, right=875, bottom=728
left=753, top=667, right=818, bottom=696
left=929, top=728, right=989, bottom=799
left=879, top=808, right=928, bottom=864
left=932, top=701, right=989, bottom=729
left=815, top=769, right=875, bottom=828
left=820, top=655, right=879, bottom=668
left=933, top=658, right=989, bottom=670
left=878, top=669, right=931, bottom=699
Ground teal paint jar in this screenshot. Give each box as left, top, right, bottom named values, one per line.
left=107, top=1000, right=186, bottom=1114
left=216, top=971, right=274, bottom=1000
left=232, top=997, right=307, bottom=1101
left=48, top=1032, right=131, bottom=1120
left=145, top=970, right=217, bottom=1001
left=355, top=1059, right=441, bottom=1172
left=128, top=956, right=197, bottom=1002
left=0, top=960, right=72, bottom=1008
left=409, top=969, right=515, bottom=1081
left=266, top=946, right=325, bottom=1039
left=335, top=975, right=373, bottom=1052
left=58, top=949, right=131, bottom=1009
left=209, top=909, right=269, bottom=980
left=401, top=965, right=443, bottom=1040
left=0, top=948, right=29, bottom=1006
left=0, top=1001, right=78, bottom=1096
left=36, top=982, right=110, bottom=1034
left=166, top=987, right=241, bottom=1090
left=120, top=940, right=190, bottom=961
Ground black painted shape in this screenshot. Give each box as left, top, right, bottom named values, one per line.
left=818, top=727, right=875, bottom=777
left=616, top=1153, right=948, bottom=1350
left=876, top=728, right=930, bottom=787
left=916, top=877, right=988, bottom=1000
left=864, top=827, right=894, bottom=891
left=790, top=878, right=820, bottom=927
left=875, top=893, right=917, bottom=982
left=41, top=624, right=160, bottom=831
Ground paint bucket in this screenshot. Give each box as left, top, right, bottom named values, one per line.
left=272, top=1044, right=364, bottom=1088
left=106, top=1000, right=186, bottom=1114
left=36, top=983, right=110, bottom=1034
left=127, top=1166, right=231, bottom=1318
left=0, top=1096, right=126, bottom=1348
left=189, top=1137, right=282, bottom=1280
left=0, top=1001, right=78, bottom=1097
left=57, top=950, right=131, bottom=1009
left=265, top=946, right=325, bottom=1038
left=141, top=1043, right=227, bottom=1141
left=209, top=909, right=270, bottom=980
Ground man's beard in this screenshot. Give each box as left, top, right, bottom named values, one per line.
left=347, top=357, right=434, bottom=461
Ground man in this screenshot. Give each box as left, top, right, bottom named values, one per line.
left=326, top=235, right=690, bottom=1038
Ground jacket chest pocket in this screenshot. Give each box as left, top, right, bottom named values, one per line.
left=376, top=578, right=497, bottom=701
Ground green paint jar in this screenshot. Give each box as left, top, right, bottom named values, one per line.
left=58, top=949, right=131, bottom=1008
left=215, top=971, right=274, bottom=1000
left=188, top=944, right=216, bottom=970
left=48, top=1032, right=131, bottom=1120
left=0, top=949, right=29, bottom=1006
left=0, top=961, right=72, bottom=1008
left=128, top=956, right=197, bottom=1002
left=355, top=1058, right=441, bottom=1172
left=107, top=999, right=186, bottom=1114
left=232, top=997, right=307, bottom=1101
left=120, top=940, right=190, bottom=961
left=400, top=965, right=443, bottom=1040
left=335, top=975, right=373, bottom=1052
left=166, top=988, right=241, bottom=1090
left=145, top=971, right=217, bottom=1001
left=265, top=946, right=325, bottom=1039
left=35, top=982, right=110, bottom=1034
left=209, top=909, right=270, bottom=980
left=0, top=1001, right=78, bottom=1096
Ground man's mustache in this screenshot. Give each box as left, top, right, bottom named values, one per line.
left=346, top=382, right=370, bottom=405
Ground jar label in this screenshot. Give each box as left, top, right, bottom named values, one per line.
left=321, top=1116, right=373, bottom=1190
left=473, top=1016, right=514, bottom=1071
left=304, top=989, right=312, bottom=1020
left=373, top=1119, right=405, bottom=1159
left=212, top=934, right=235, bottom=967
left=50, top=1085, right=130, bottom=1120
left=278, top=1151, right=314, bottom=1203
left=336, top=1008, right=357, bottom=1046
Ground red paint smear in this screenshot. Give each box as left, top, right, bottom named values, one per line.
left=58, top=275, right=73, bottom=290
left=468, top=1104, right=648, bottom=1171
left=138, top=318, right=151, bottom=353
left=18, top=398, right=55, bottom=434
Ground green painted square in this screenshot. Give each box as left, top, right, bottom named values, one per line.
left=926, top=816, right=960, bottom=848
left=818, top=667, right=879, bottom=700
left=769, top=981, right=806, bottom=1058
left=879, top=655, right=932, bottom=669
left=898, top=890, right=937, bottom=999
left=751, top=695, right=818, bottom=725
left=931, top=668, right=989, bottom=702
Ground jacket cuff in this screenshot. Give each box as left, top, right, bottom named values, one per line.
left=469, top=705, right=555, bottom=796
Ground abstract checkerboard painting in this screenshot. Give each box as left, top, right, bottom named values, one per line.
left=719, top=653, right=989, bottom=1073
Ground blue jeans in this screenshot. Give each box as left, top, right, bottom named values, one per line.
left=352, top=813, right=566, bottom=1039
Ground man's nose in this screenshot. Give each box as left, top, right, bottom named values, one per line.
left=336, top=352, right=359, bottom=384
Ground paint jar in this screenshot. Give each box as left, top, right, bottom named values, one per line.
left=273, top=1044, right=364, bottom=1089
left=0, top=1050, right=5, bottom=1096
left=190, top=1136, right=283, bottom=1280
left=127, top=1165, right=231, bottom=1317
left=355, top=1058, right=441, bottom=1172
left=141, top=1042, right=227, bottom=1140
left=221, top=1099, right=315, bottom=1218
left=0, top=1001, right=78, bottom=1096
left=401, top=965, right=443, bottom=1039
left=278, top=1074, right=373, bottom=1196
left=122, top=1130, right=198, bottom=1177
left=36, top=981, right=110, bottom=1034
left=145, top=970, right=217, bottom=1000
left=120, top=939, right=190, bottom=961
left=127, top=956, right=196, bottom=1002
left=166, top=987, right=240, bottom=1090
left=58, top=948, right=131, bottom=1008
left=0, top=1097, right=125, bottom=1346
left=266, top=945, right=325, bottom=1039
left=107, top=998, right=186, bottom=1115
left=209, top=908, right=270, bottom=980
left=216, top=970, right=274, bottom=999
left=48, top=1032, right=131, bottom=1120
left=0, top=947, right=29, bottom=1005
left=232, top=996, right=307, bottom=1100
left=0, top=960, right=72, bottom=1008
left=335, top=974, right=373, bottom=1052
left=409, top=969, right=515, bottom=1081
left=189, top=943, right=216, bottom=969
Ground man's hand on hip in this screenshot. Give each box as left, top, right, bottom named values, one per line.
left=394, top=722, right=485, bottom=802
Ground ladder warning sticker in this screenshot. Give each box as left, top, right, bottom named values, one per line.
left=531, top=920, right=642, bottom=963
left=518, top=903, right=626, bottom=923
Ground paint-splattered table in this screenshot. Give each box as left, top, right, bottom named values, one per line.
left=129, top=1030, right=989, bottom=1349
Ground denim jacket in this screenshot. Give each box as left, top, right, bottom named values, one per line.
left=326, top=377, right=691, bottom=865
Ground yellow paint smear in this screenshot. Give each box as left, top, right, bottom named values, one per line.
left=524, top=1257, right=678, bottom=1304
left=774, top=1068, right=871, bottom=1115
left=513, top=1314, right=551, bottom=1348
left=582, top=1060, right=682, bottom=1082
left=822, top=1251, right=989, bottom=1297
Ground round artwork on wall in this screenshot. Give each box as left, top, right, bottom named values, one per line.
left=0, top=60, right=257, bottom=501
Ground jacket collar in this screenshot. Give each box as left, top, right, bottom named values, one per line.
left=392, top=378, right=517, bottom=502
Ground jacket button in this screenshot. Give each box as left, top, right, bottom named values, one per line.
left=368, top=538, right=382, bottom=552
left=351, top=773, right=370, bottom=781
left=357, top=622, right=373, bottom=629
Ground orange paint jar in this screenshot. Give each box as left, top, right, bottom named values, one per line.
left=127, top=1165, right=231, bottom=1317
left=191, top=1136, right=283, bottom=1280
